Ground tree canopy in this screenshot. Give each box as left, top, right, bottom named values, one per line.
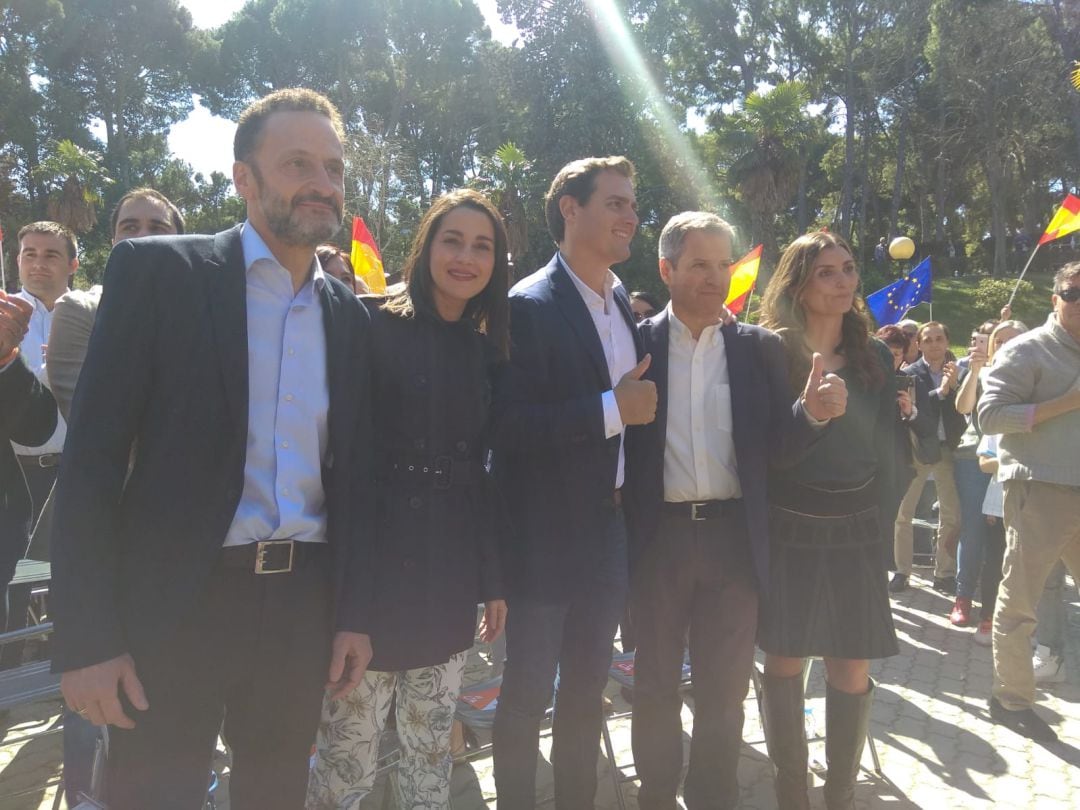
left=1, top=0, right=1077, bottom=291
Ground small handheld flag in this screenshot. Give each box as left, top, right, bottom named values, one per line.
left=350, top=216, right=386, bottom=294
left=865, top=257, right=932, bottom=327
left=1009, top=193, right=1080, bottom=306
left=1037, top=194, right=1080, bottom=246
left=724, top=244, right=762, bottom=316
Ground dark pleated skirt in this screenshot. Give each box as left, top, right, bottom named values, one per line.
left=758, top=478, right=899, bottom=660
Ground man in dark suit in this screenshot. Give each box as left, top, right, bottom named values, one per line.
left=623, top=212, right=842, bottom=809
left=892, top=321, right=965, bottom=594
left=491, top=156, right=656, bottom=808
left=51, top=88, right=376, bottom=810
left=0, top=291, right=57, bottom=631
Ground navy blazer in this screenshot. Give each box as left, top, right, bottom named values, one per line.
left=623, top=312, right=823, bottom=592
left=903, top=356, right=967, bottom=463
left=51, top=225, right=377, bottom=672
left=491, top=254, right=644, bottom=601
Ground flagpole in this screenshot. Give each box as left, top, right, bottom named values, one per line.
left=1008, top=243, right=1041, bottom=307
left=742, top=286, right=756, bottom=322
left=0, top=235, right=5, bottom=291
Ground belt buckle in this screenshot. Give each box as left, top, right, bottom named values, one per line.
left=690, top=502, right=707, bottom=521
left=254, top=540, right=294, bottom=574
left=432, top=456, right=453, bottom=490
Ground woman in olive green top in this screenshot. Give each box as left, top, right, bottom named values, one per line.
left=757, top=232, right=898, bottom=810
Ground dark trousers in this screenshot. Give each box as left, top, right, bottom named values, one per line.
left=16, top=455, right=57, bottom=528
left=1, top=460, right=56, bottom=667
left=630, top=507, right=758, bottom=810
left=493, top=508, right=629, bottom=809
left=105, top=547, right=333, bottom=810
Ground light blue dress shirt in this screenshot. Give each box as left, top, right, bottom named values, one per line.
left=223, top=222, right=330, bottom=547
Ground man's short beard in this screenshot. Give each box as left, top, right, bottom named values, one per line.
left=251, top=164, right=342, bottom=248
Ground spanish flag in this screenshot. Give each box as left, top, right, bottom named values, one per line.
left=1038, top=194, right=1080, bottom=246
left=724, top=244, right=762, bottom=315
left=350, top=216, right=386, bottom=293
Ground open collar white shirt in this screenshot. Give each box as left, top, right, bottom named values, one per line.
left=663, top=306, right=741, bottom=502
left=559, top=252, right=637, bottom=489
left=11, top=290, right=66, bottom=456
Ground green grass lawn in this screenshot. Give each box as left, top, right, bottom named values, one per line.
left=900, top=272, right=1056, bottom=356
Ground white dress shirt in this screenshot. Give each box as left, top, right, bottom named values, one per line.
left=663, top=306, right=742, bottom=502
left=10, top=290, right=67, bottom=455
left=223, top=223, right=330, bottom=547
left=560, top=253, right=637, bottom=489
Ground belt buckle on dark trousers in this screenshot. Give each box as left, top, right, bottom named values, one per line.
left=690, top=502, right=708, bottom=521
left=254, top=540, right=294, bottom=574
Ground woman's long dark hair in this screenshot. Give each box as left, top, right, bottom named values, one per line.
left=383, top=189, right=510, bottom=359
left=760, top=231, right=884, bottom=392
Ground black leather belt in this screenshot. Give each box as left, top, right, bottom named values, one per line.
left=220, top=540, right=327, bottom=574
left=18, top=453, right=61, bottom=469
left=661, top=499, right=742, bottom=521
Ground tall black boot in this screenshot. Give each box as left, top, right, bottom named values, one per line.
left=760, top=671, right=810, bottom=810
left=823, top=678, right=874, bottom=810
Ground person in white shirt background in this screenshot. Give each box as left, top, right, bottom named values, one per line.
left=12, top=221, right=75, bottom=523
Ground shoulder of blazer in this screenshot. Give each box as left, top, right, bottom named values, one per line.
left=510, top=254, right=561, bottom=303
left=638, top=310, right=669, bottom=350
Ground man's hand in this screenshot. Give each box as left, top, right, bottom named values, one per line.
left=802, top=352, right=848, bottom=422
left=897, top=388, right=913, bottom=418
left=61, top=654, right=148, bottom=729
left=614, top=354, right=657, bottom=426
left=1000, top=304, right=1012, bottom=321
left=326, top=631, right=372, bottom=699
left=478, top=599, right=508, bottom=643
left=0, top=291, right=32, bottom=359
left=940, top=360, right=959, bottom=395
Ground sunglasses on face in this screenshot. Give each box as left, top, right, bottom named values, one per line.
left=1056, top=287, right=1080, bottom=303
left=633, top=309, right=658, bottom=322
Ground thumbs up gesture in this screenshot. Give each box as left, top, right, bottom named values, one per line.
left=614, top=354, right=658, bottom=425
left=802, top=352, right=847, bottom=422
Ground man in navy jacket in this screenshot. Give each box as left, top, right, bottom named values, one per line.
left=623, top=212, right=839, bottom=808
left=491, top=156, right=655, bottom=808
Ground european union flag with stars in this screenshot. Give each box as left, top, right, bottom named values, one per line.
left=866, top=257, right=932, bottom=326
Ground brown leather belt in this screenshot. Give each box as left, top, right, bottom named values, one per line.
left=220, top=540, right=327, bottom=574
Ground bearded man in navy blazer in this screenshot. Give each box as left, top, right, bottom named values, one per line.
left=51, top=89, right=375, bottom=810
left=624, top=213, right=846, bottom=809
left=491, top=156, right=657, bottom=808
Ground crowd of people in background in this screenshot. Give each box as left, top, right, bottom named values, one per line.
left=0, top=86, right=1077, bottom=810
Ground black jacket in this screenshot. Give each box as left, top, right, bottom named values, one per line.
left=623, top=314, right=822, bottom=591
left=365, top=306, right=504, bottom=671
left=0, top=357, right=57, bottom=573
left=903, top=356, right=967, bottom=463
left=50, top=226, right=376, bottom=672
left=491, top=254, right=644, bottom=601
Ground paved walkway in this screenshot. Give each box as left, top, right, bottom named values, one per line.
left=3, top=567, right=1077, bottom=809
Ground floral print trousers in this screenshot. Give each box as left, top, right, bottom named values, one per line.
left=306, top=651, right=467, bottom=810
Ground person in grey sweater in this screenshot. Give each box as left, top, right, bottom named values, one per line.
left=978, top=261, right=1080, bottom=742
